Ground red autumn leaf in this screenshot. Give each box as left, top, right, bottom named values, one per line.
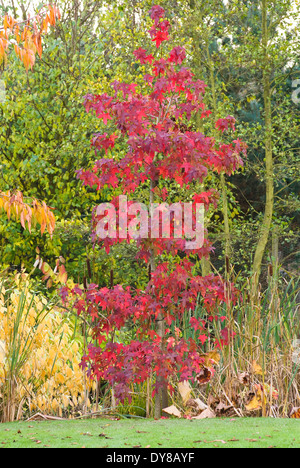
left=169, top=46, right=186, bottom=65
left=151, top=29, right=170, bottom=48
left=149, top=5, right=166, bottom=25
left=133, top=47, right=154, bottom=64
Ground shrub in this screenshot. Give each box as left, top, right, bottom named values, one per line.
left=0, top=273, right=93, bottom=422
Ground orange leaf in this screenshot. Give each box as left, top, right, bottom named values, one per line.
left=201, top=350, right=221, bottom=367
left=3, top=15, right=9, bottom=33
left=290, top=407, right=300, bottom=419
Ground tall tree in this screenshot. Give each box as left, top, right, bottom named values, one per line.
left=66, top=4, right=245, bottom=418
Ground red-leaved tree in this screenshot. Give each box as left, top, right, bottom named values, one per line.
left=61, top=5, right=246, bottom=418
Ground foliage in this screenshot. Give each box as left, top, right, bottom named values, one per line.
left=62, top=5, right=245, bottom=417
left=181, top=0, right=300, bottom=281
left=0, top=1, right=131, bottom=278
left=0, top=272, right=92, bottom=422
left=0, top=4, right=60, bottom=71
left=0, top=4, right=61, bottom=250
left=206, top=274, right=300, bottom=418
left=0, top=190, right=55, bottom=237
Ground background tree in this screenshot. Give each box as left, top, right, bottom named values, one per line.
left=0, top=3, right=61, bottom=242
left=180, top=0, right=300, bottom=284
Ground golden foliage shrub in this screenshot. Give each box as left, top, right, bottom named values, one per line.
left=0, top=273, right=93, bottom=421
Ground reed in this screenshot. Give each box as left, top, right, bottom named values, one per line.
left=209, top=273, right=300, bottom=417
left=0, top=276, right=53, bottom=422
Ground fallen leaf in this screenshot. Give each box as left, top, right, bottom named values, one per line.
left=245, top=385, right=267, bottom=412
left=178, top=380, right=192, bottom=404
left=290, top=407, right=300, bottom=419
left=192, top=408, right=216, bottom=419
left=207, top=350, right=221, bottom=365
left=98, top=433, right=112, bottom=439
left=186, top=398, right=207, bottom=412
left=201, top=351, right=221, bottom=367
left=194, top=398, right=208, bottom=411
left=238, top=372, right=251, bottom=386
left=207, top=394, right=219, bottom=408
left=215, top=401, right=234, bottom=415
left=245, top=394, right=263, bottom=412
left=186, top=399, right=198, bottom=410
left=196, top=366, right=212, bottom=385
left=162, top=405, right=182, bottom=418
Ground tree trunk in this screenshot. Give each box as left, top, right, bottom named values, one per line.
left=252, top=0, right=274, bottom=287
left=149, top=179, right=168, bottom=419
left=207, top=43, right=232, bottom=271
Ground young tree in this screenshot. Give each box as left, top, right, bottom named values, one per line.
left=63, top=5, right=245, bottom=418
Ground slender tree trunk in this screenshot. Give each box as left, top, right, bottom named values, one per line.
left=196, top=112, right=211, bottom=276
left=207, top=44, right=232, bottom=271
left=252, top=0, right=274, bottom=287
left=149, top=179, right=168, bottom=419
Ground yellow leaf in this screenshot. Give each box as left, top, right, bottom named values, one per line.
left=207, top=350, right=221, bottom=366
left=200, top=350, right=221, bottom=367
left=245, top=394, right=262, bottom=411
left=245, top=385, right=267, bottom=412
left=0, top=340, right=6, bottom=363
left=252, top=360, right=263, bottom=376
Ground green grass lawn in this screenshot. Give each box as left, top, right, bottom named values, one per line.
left=0, top=417, right=299, bottom=448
